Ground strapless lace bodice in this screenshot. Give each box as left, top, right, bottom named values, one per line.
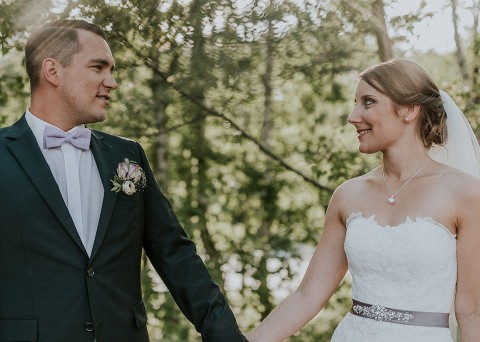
left=331, top=213, right=457, bottom=341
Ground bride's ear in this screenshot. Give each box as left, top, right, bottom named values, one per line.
left=401, top=105, right=420, bottom=123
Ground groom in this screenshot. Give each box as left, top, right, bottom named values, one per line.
left=0, top=19, right=246, bottom=341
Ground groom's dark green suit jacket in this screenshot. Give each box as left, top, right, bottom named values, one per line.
left=0, top=115, right=246, bottom=342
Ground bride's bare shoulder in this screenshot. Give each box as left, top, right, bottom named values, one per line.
left=333, top=167, right=380, bottom=199
left=436, top=163, right=480, bottom=197
left=435, top=165, right=480, bottom=231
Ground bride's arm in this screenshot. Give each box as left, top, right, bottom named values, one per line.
left=454, top=177, right=480, bottom=341
left=246, top=188, right=349, bottom=342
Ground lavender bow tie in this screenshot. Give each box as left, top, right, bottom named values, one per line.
left=43, top=125, right=92, bottom=151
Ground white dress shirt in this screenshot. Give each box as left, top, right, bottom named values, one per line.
left=26, top=109, right=104, bottom=256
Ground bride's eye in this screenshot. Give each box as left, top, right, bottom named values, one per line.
left=363, top=98, right=375, bottom=107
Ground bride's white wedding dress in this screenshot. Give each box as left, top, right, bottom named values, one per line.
left=331, top=213, right=457, bottom=342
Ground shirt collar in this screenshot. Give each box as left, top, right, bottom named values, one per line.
left=25, top=108, right=87, bottom=151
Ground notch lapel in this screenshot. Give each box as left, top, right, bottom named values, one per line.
left=6, top=116, right=87, bottom=254
left=89, top=131, right=118, bottom=260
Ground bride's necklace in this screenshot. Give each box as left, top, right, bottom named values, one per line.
left=381, top=158, right=432, bottom=204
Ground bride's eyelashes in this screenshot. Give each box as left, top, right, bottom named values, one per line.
left=362, top=97, right=375, bottom=107
left=353, top=97, right=376, bottom=108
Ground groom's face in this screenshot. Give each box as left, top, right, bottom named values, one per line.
left=57, top=29, right=117, bottom=127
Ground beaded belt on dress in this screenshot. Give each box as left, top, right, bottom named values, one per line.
left=350, top=299, right=449, bottom=328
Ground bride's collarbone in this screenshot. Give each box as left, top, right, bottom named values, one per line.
left=343, top=176, right=457, bottom=231
left=346, top=197, right=455, bottom=230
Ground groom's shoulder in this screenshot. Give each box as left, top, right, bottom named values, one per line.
left=0, top=121, right=18, bottom=139
left=0, top=127, right=8, bottom=144
left=91, top=129, right=139, bottom=147
left=0, top=126, right=9, bottom=135
left=0, top=114, right=30, bottom=140
left=0, top=118, right=20, bottom=134
left=90, top=129, right=147, bottom=157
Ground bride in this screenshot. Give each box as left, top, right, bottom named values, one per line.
left=246, top=59, right=480, bottom=341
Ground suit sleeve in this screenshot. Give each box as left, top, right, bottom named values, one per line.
left=136, top=143, right=247, bottom=341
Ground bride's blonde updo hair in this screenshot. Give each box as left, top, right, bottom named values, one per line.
left=358, top=59, right=447, bottom=149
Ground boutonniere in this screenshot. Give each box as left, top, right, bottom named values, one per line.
left=111, top=158, right=147, bottom=195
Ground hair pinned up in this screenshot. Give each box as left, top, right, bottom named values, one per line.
left=358, top=59, right=447, bottom=149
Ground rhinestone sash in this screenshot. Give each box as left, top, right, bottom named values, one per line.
left=350, top=299, right=449, bottom=328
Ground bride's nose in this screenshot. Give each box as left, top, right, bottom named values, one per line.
left=347, top=106, right=362, bottom=125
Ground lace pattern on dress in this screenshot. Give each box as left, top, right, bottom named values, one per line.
left=346, top=212, right=457, bottom=239
left=331, top=212, right=456, bottom=341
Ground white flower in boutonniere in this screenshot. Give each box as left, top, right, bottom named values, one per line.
left=111, top=159, right=146, bottom=195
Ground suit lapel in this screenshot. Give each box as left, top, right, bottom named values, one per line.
left=89, top=131, right=118, bottom=260
left=6, top=116, right=87, bottom=254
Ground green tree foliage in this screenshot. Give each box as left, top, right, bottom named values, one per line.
left=0, top=0, right=474, bottom=340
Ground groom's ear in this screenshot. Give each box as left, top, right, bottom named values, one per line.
left=42, top=58, right=61, bottom=87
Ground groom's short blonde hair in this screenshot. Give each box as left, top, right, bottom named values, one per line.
left=25, top=19, right=106, bottom=92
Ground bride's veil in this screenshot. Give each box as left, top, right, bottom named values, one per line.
left=428, top=91, right=480, bottom=178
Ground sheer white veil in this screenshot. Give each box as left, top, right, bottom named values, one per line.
left=428, top=90, right=480, bottom=178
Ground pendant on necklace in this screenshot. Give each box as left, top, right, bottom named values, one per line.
left=388, top=197, right=395, bottom=204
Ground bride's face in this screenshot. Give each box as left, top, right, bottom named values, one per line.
left=348, top=80, right=406, bottom=154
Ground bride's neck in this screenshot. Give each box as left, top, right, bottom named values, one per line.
left=382, top=149, right=431, bottom=179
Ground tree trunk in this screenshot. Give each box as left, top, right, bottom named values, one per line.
left=150, top=71, right=170, bottom=189
left=258, top=28, right=276, bottom=320
left=187, top=0, right=223, bottom=285
left=471, top=0, right=480, bottom=96
left=261, top=33, right=274, bottom=144
left=371, top=0, right=393, bottom=61
left=451, top=0, right=469, bottom=83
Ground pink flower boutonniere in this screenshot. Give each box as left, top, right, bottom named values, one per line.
left=111, top=158, right=147, bottom=195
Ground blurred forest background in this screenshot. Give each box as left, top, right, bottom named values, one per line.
left=1, top=0, right=479, bottom=340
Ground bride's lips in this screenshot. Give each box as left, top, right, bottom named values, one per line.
left=356, top=128, right=371, bottom=138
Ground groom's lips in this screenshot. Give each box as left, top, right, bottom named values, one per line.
left=97, top=94, right=110, bottom=105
